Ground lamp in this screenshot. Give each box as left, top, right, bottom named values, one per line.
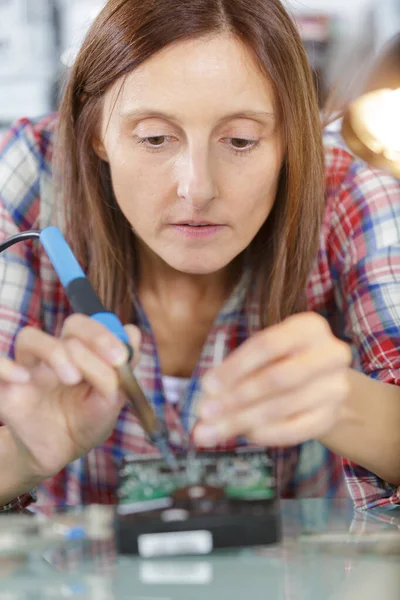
left=341, top=33, right=400, bottom=177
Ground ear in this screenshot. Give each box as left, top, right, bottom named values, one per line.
left=92, top=136, right=109, bottom=163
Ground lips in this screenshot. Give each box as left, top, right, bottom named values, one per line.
left=168, top=221, right=225, bottom=239
left=173, top=220, right=219, bottom=227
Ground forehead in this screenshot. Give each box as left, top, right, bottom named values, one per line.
left=104, top=33, right=276, bottom=121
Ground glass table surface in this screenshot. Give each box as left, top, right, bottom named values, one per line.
left=0, top=498, right=399, bottom=600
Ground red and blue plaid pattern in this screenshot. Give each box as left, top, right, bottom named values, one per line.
left=0, top=115, right=399, bottom=510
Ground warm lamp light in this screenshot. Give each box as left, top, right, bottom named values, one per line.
left=341, top=34, right=400, bottom=177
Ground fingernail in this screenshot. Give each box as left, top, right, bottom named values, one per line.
left=58, top=364, right=81, bottom=384
left=200, top=400, right=222, bottom=419
left=102, top=346, right=128, bottom=367
left=202, top=374, right=223, bottom=394
left=194, top=424, right=218, bottom=446
left=11, top=367, right=31, bottom=383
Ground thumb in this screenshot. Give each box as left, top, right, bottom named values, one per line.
left=124, top=325, right=142, bottom=368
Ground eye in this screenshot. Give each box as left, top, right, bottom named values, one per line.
left=136, top=135, right=177, bottom=151
left=222, top=137, right=260, bottom=155
left=143, top=136, right=167, bottom=146
left=230, top=138, right=254, bottom=149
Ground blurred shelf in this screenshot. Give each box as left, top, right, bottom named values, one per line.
left=0, top=0, right=397, bottom=126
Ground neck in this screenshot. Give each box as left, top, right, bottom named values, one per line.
left=136, top=244, right=241, bottom=309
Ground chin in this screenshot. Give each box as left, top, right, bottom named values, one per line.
left=171, top=262, right=226, bottom=275
left=166, top=253, right=232, bottom=275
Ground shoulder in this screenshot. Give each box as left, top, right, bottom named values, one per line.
left=322, top=130, right=400, bottom=265
left=0, top=113, right=58, bottom=171
left=0, top=113, right=59, bottom=230
left=323, top=130, right=400, bottom=210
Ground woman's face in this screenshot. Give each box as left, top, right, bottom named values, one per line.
left=96, top=33, right=284, bottom=275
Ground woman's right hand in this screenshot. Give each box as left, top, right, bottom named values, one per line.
left=0, top=314, right=141, bottom=486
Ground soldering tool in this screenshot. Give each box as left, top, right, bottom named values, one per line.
left=0, top=226, right=178, bottom=472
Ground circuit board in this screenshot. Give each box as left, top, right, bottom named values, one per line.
left=117, top=447, right=280, bottom=556
left=118, top=447, right=276, bottom=514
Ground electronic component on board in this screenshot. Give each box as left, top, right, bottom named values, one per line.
left=117, top=447, right=280, bottom=557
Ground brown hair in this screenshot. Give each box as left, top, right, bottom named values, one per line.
left=56, top=0, right=324, bottom=328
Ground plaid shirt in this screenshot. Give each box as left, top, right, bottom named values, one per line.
left=0, top=114, right=399, bottom=511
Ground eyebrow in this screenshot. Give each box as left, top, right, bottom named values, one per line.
left=119, top=108, right=276, bottom=125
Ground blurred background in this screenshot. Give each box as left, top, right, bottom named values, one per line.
left=0, top=0, right=398, bottom=136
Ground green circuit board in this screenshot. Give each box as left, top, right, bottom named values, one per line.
left=117, top=447, right=276, bottom=514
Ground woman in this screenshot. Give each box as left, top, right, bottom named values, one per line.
left=0, top=0, right=399, bottom=511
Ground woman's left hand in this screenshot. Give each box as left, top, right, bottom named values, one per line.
left=194, top=313, right=352, bottom=447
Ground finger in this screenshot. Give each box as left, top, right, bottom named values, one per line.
left=64, top=337, right=119, bottom=399
left=262, top=372, right=349, bottom=423
left=199, top=341, right=351, bottom=418
left=247, top=404, right=340, bottom=447
left=0, top=357, right=31, bottom=383
left=15, top=328, right=82, bottom=385
left=30, top=361, right=60, bottom=390
left=61, top=314, right=141, bottom=367
left=194, top=374, right=349, bottom=446
left=202, top=313, right=331, bottom=393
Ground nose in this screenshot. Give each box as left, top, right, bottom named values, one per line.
left=176, top=145, right=218, bottom=209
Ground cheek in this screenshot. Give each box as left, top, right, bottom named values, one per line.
left=228, top=160, right=281, bottom=228
left=107, top=152, right=165, bottom=223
